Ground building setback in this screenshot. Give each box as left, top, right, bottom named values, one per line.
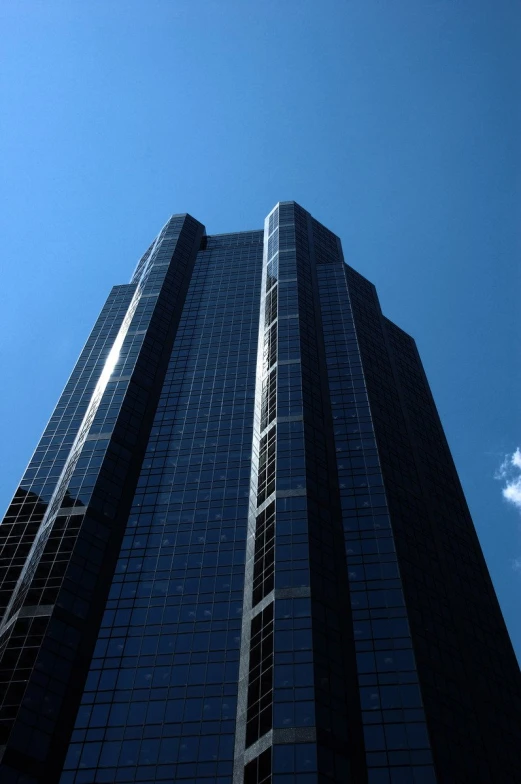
left=0, top=202, right=519, bottom=784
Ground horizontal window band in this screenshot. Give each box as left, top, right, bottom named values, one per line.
left=254, top=493, right=276, bottom=517
left=242, top=727, right=317, bottom=767
left=250, top=592, right=275, bottom=619
left=275, top=488, right=306, bottom=498
left=275, top=586, right=311, bottom=600
left=273, top=727, right=317, bottom=745
left=242, top=731, right=274, bottom=767
left=249, top=586, right=311, bottom=620
left=56, top=506, right=88, bottom=517
left=257, top=421, right=277, bottom=440
left=18, top=604, right=54, bottom=618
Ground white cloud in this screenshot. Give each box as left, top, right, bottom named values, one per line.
left=496, top=447, right=521, bottom=514
left=496, top=450, right=521, bottom=573
left=504, top=478, right=521, bottom=511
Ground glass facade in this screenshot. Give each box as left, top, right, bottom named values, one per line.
left=62, top=229, right=263, bottom=784
left=0, top=204, right=520, bottom=783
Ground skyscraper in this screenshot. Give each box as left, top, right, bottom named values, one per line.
left=0, top=202, right=519, bottom=784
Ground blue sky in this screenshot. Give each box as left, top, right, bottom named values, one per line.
left=1, top=1, right=520, bottom=655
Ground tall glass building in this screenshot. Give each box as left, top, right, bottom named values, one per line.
left=0, top=203, right=520, bottom=784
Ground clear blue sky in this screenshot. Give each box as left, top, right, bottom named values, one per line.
left=1, top=1, right=520, bottom=656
